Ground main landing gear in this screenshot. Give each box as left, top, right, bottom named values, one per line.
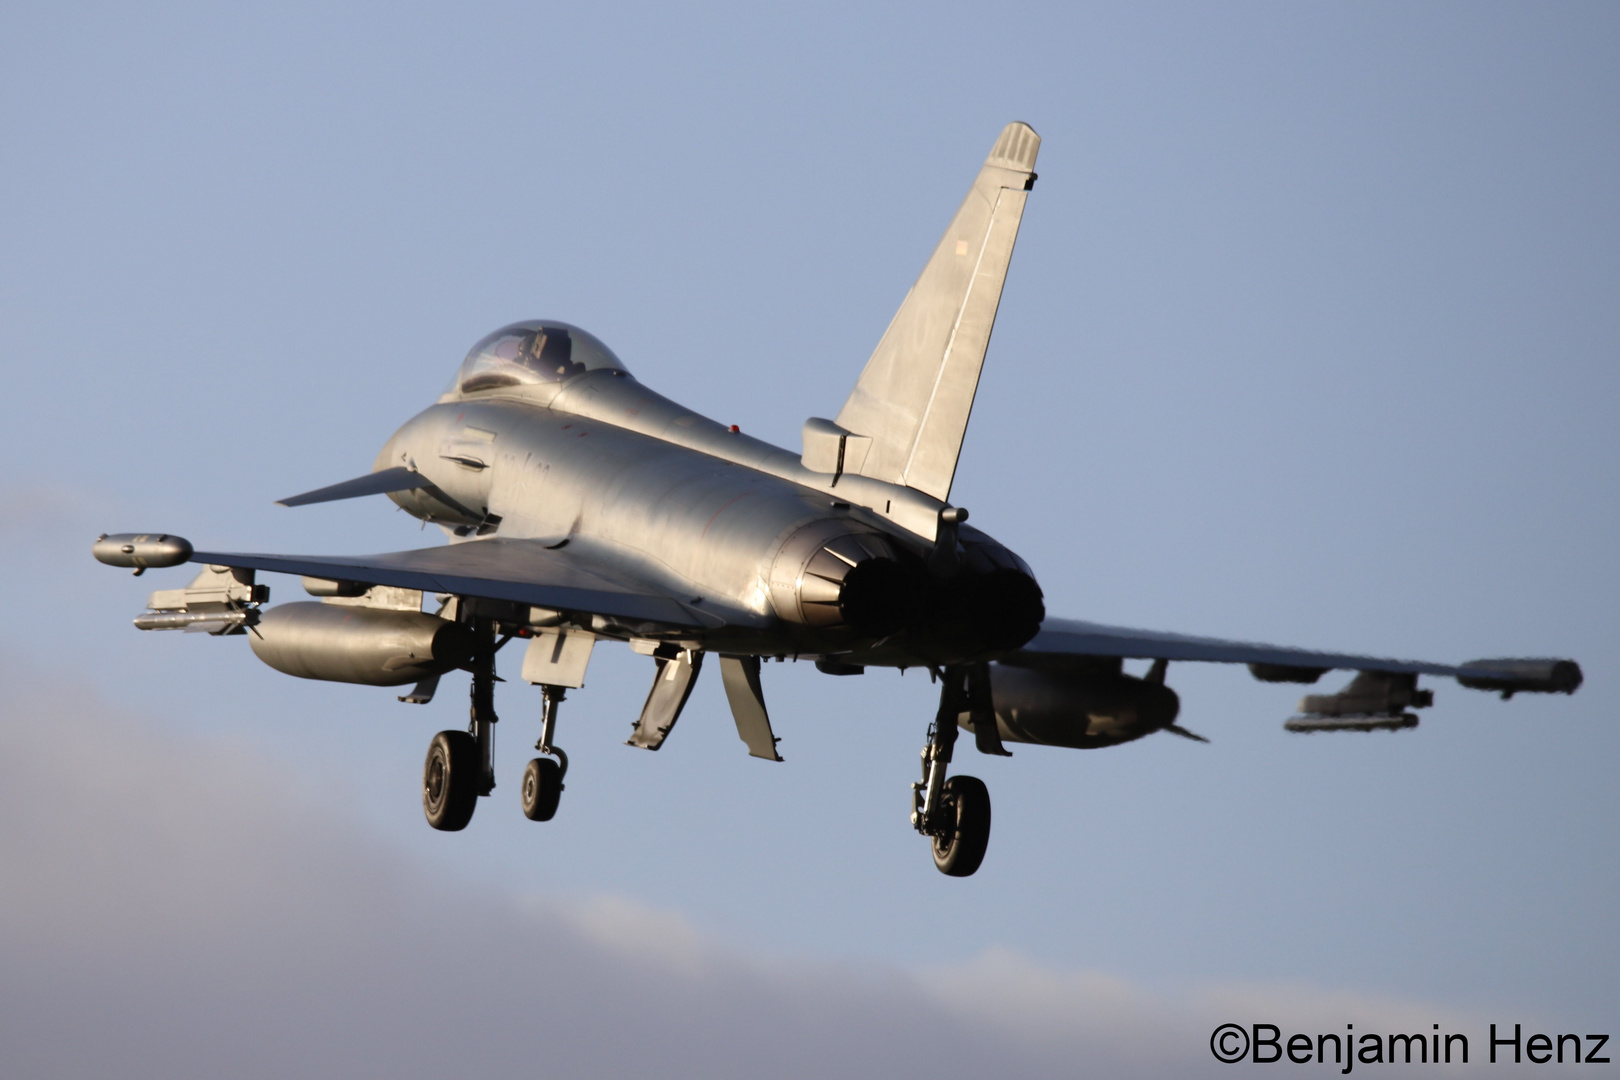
left=422, top=635, right=497, bottom=831
left=421, top=620, right=570, bottom=830
left=911, top=664, right=998, bottom=877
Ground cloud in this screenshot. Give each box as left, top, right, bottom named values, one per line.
left=0, top=663, right=1527, bottom=1079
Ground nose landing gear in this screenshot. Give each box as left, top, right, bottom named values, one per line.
left=522, top=684, right=568, bottom=822
left=911, top=665, right=993, bottom=876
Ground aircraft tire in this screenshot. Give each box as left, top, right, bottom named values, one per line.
left=521, top=757, right=563, bottom=821
left=423, top=730, right=478, bottom=831
left=931, top=775, right=991, bottom=877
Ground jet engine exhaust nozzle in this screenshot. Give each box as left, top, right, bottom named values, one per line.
left=771, top=527, right=912, bottom=637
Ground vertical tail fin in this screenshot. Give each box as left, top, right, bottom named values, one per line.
left=834, top=122, right=1039, bottom=502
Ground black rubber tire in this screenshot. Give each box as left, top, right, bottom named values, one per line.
left=423, top=730, right=479, bottom=831
left=521, top=757, right=563, bottom=822
left=931, top=775, right=991, bottom=877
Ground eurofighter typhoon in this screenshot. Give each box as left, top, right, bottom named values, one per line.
left=95, top=123, right=1581, bottom=876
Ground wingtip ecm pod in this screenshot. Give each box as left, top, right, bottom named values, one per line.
left=833, top=121, right=1041, bottom=504
left=92, top=533, right=194, bottom=576
left=1457, top=658, right=1583, bottom=699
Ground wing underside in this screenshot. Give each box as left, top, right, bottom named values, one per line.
left=190, top=538, right=705, bottom=629
left=1017, top=617, right=1582, bottom=695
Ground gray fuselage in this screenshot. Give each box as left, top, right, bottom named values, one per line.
left=375, top=366, right=1044, bottom=665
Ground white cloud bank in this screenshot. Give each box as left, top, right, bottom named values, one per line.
left=0, top=664, right=1536, bottom=1079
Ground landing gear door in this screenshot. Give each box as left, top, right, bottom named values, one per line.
left=520, top=629, right=595, bottom=689
left=719, top=655, right=783, bottom=761
left=628, top=650, right=703, bottom=751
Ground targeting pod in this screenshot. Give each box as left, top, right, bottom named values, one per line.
left=93, top=533, right=194, bottom=571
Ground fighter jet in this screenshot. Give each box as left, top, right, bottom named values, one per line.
left=94, top=123, right=1581, bottom=877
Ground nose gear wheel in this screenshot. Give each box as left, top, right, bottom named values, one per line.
left=521, top=756, right=564, bottom=821
left=523, top=684, right=568, bottom=822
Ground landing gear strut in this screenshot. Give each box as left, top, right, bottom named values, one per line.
left=522, top=684, right=568, bottom=822
left=424, top=619, right=500, bottom=831
left=911, top=665, right=992, bottom=876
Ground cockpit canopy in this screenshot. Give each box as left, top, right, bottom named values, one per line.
left=456, top=321, right=627, bottom=394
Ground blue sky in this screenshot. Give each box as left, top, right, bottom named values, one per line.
left=2, top=3, right=1616, bottom=1075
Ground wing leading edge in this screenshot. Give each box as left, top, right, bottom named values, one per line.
left=1018, top=617, right=1582, bottom=696
left=188, top=538, right=707, bottom=629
